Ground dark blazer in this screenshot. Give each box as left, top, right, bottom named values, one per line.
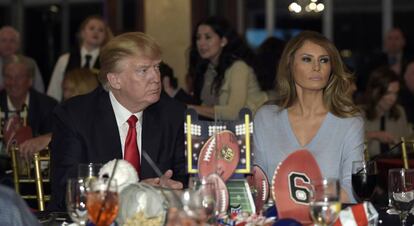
left=0, top=88, right=58, bottom=136
left=49, top=87, right=188, bottom=211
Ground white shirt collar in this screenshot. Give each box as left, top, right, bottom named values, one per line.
left=80, top=46, right=100, bottom=57
left=80, top=46, right=100, bottom=68
left=7, top=93, right=30, bottom=111
left=109, top=91, right=143, bottom=127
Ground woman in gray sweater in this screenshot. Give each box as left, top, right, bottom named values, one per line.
left=253, top=31, right=364, bottom=203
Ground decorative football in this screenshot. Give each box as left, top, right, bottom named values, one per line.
left=198, top=130, right=240, bottom=182
left=272, top=149, right=322, bottom=225
left=204, top=173, right=229, bottom=214
left=246, top=165, right=270, bottom=213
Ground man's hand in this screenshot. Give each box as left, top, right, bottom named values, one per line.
left=18, top=134, right=52, bottom=161
left=141, top=169, right=183, bottom=189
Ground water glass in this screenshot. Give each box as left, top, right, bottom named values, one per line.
left=309, top=178, right=341, bottom=226
left=388, top=168, right=414, bottom=226
left=78, top=163, right=102, bottom=180
left=66, top=178, right=88, bottom=226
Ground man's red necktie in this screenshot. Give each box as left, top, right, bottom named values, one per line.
left=124, top=115, right=140, bottom=174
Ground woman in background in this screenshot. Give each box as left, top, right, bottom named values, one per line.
left=362, top=66, right=411, bottom=157
left=253, top=31, right=364, bottom=202
left=187, top=16, right=267, bottom=120
left=47, top=15, right=112, bottom=101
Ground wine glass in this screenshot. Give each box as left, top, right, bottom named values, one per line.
left=181, top=176, right=217, bottom=224
left=388, top=168, right=414, bottom=226
left=87, top=178, right=119, bottom=226
left=66, top=178, right=88, bottom=226
left=78, top=163, right=102, bottom=181
left=309, top=178, right=341, bottom=226
left=352, top=160, right=377, bottom=202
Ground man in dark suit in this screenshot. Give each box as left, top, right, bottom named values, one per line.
left=49, top=32, right=188, bottom=211
left=0, top=54, right=57, bottom=181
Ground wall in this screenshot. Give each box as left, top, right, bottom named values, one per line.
left=144, top=0, right=191, bottom=90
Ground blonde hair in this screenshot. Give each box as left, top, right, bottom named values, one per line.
left=63, top=68, right=99, bottom=99
left=98, top=32, right=162, bottom=90
left=275, top=30, right=359, bottom=118
left=78, top=15, right=113, bottom=47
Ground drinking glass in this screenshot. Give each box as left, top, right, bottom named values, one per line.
left=352, top=161, right=377, bottom=202
left=181, top=176, right=217, bottom=224
left=87, top=178, right=119, bottom=226
left=388, top=168, right=414, bottom=226
left=66, top=178, right=88, bottom=226
left=78, top=163, right=102, bottom=181
left=309, top=178, right=341, bottom=226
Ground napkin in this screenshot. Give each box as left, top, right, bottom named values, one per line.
left=333, top=202, right=378, bottom=226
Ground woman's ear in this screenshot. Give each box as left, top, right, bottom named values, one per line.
left=107, top=73, right=121, bottom=90
left=221, top=37, right=228, bottom=47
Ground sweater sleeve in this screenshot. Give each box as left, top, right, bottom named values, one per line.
left=340, top=116, right=364, bottom=202
left=214, top=61, right=250, bottom=120
left=47, top=53, right=69, bottom=102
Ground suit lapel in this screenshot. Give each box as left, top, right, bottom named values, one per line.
left=93, top=89, right=123, bottom=161
left=141, top=102, right=162, bottom=176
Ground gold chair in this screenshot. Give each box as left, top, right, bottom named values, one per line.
left=401, top=137, right=414, bottom=170
left=10, top=145, right=50, bottom=211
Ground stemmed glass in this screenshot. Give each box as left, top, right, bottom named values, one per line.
left=66, top=178, right=88, bottom=226
left=86, top=178, right=119, bottom=226
left=388, top=168, right=414, bottom=226
left=78, top=163, right=102, bottom=181
left=309, top=178, right=342, bottom=226
left=352, top=161, right=377, bottom=202
left=181, top=176, right=217, bottom=224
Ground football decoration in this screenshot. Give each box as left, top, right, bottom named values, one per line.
left=198, top=130, right=240, bottom=182
left=204, top=173, right=230, bottom=214
left=272, top=149, right=322, bottom=225
left=246, top=165, right=270, bottom=213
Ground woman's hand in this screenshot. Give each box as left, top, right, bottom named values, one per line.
left=366, top=131, right=398, bottom=144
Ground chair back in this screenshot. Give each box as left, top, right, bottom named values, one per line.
left=10, top=145, right=50, bottom=211
left=401, top=137, right=414, bottom=169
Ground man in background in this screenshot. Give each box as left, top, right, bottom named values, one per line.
left=0, top=26, right=45, bottom=92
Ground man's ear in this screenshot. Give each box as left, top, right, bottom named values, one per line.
left=107, top=73, right=121, bottom=90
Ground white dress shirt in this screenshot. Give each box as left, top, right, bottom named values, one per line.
left=109, top=91, right=143, bottom=160
left=47, top=47, right=100, bottom=102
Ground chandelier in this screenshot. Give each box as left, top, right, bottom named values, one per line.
left=288, top=0, right=325, bottom=14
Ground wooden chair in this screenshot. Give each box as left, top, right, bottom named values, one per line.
left=10, top=145, right=50, bottom=211
left=401, top=137, right=414, bottom=169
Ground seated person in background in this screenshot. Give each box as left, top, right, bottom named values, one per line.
left=0, top=55, right=57, bottom=159
left=255, top=36, right=286, bottom=101
left=361, top=66, right=411, bottom=157
left=19, top=68, right=99, bottom=159
left=49, top=32, right=188, bottom=211
left=159, top=62, right=195, bottom=104
left=0, top=185, right=41, bottom=226
left=0, top=26, right=44, bottom=92
left=187, top=17, right=268, bottom=120
left=62, top=68, right=99, bottom=101
left=253, top=31, right=364, bottom=203
left=399, top=61, right=414, bottom=125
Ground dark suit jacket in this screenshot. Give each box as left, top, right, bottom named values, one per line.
left=0, top=88, right=58, bottom=136
left=49, top=87, right=188, bottom=211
